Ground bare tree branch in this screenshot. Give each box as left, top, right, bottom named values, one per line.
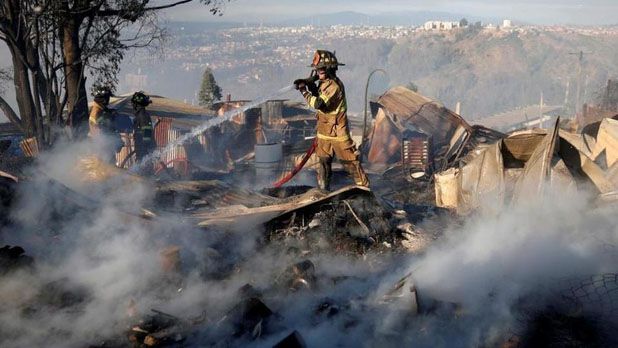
left=0, top=95, right=23, bottom=129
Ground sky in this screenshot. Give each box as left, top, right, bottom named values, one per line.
left=164, top=0, right=618, bottom=26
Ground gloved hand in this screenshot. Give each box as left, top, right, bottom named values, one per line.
left=293, top=78, right=307, bottom=90
left=306, top=80, right=318, bottom=95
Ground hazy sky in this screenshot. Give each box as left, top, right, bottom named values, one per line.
left=164, top=0, right=618, bottom=25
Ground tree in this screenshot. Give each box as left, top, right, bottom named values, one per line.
left=0, top=0, right=229, bottom=143
left=459, top=18, right=468, bottom=27
left=0, top=68, right=20, bottom=127
left=198, top=67, right=222, bottom=108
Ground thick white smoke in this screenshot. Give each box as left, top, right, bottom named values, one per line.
left=1, top=138, right=617, bottom=347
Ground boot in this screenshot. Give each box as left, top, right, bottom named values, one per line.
left=342, top=160, right=369, bottom=187
left=317, top=156, right=333, bottom=191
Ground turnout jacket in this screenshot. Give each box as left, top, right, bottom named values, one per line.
left=303, top=77, right=350, bottom=141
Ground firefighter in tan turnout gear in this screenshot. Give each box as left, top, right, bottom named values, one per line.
left=294, top=50, right=369, bottom=191
left=88, top=85, right=115, bottom=138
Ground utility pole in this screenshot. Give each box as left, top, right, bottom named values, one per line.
left=539, top=92, right=544, bottom=128
left=563, top=79, right=570, bottom=109
left=362, top=69, right=387, bottom=146
left=568, top=50, right=589, bottom=117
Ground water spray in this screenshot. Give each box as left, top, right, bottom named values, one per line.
left=130, top=85, right=295, bottom=172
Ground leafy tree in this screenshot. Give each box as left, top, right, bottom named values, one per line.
left=0, top=68, right=19, bottom=126
left=0, top=0, right=229, bottom=142
left=406, top=81, right=419, bottom=92
left=198, top=67, right=222, bottom=108
left=459, top=18, right=468, bottom=27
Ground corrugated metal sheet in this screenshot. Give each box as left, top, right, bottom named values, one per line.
left=376, top=86, right=472, bottom=149
left=162, top=128, right=187, bottom=170
left=154, top=117, right=173, bottom=147
left=19, top=137, right=39, bottom=157
left=115, top=133, right=136, bottom=168
left=367, top=86, right=473, bottom=170
left=152, top=118, right=188, bottom=171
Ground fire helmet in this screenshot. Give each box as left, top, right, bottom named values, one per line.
left=91, top=85, right=113, bottom=100
left=309, top=50, right=345, bottom=71
left=131, top=91, right=151, bottom=107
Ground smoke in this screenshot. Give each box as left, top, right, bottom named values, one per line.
left=399, top=188, right=618, bottom=345
left=132, top=85, right=295, bottom=172
left=1, top=137, right=617, bottom=347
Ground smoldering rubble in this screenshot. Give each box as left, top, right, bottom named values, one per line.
left=1, top=87, right=618, bottom=347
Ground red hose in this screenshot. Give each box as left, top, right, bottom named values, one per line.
left=154, top=157, right=190, bottom=177
left=272, top=138, right=317, bottom=188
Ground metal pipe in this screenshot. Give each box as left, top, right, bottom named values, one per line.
left=362, top=69, right=387, bottom=148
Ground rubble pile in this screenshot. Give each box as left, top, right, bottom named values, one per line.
left=0, top=171, right=17, bottom=226
left=265, top=187, right=395, bottom=255
left=0, top=245, right=33, bottom=275
left=1, top=86, right=618, bottom=347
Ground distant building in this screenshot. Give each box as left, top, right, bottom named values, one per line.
left=125, top=68, right=148, bottom=92
left=423, top=21, right=460, bottom=31
left=502, top=19, right=513, bottom=28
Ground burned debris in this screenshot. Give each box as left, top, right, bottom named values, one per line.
left=264, top=186, right=395, bottom=255
left=1, top=84, right=618, bottom=347
left=0, top=245, right=33, bottom=275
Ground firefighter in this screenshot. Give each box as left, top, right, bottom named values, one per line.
left=294, top=50, right=369, bottom=191
left=88, top=85, right=116, bottom=138
left=131, top=91, right=154, bottom=161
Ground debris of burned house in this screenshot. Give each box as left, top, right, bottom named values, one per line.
left=379, top=273, right=418, bottom=315
left=226, top=297, right=276, bottom=339
left=22, top=278, right=91, bottom=317
left=102, top=94, right=217, bottom=172
left=517, top=309, right=605, bottom=348
left=395, top=222, right=436, bottom=253
left=154, top=179, right=266, bottom=212
left=154, top=245, right=184, bottom=296
left=364, top=86, right=479, bottom=175
left=434, top=117, right=618, bottom=214
left=263, top=186, right=395, bottom=255
left=0, top=245, right=33, bottom=275
left=578, top=79, right=618, bottom=129
left=401, top=130, right=432, bottom=180
left=279, top=259, right=317, bottom=292
left=361, top=85, right=502, bottom=213
left=314, top=298, right=341, bottom=319
left=128, top=309, right=187, bottom=347
left=501, top=273, right=618, bottom=348
left=272, top=330, right=307, bottom=348
left=238, top=283, right=263, bottom=300
left=0, top=171, right=17, bottom=226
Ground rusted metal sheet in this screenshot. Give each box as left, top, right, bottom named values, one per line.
left=366, top=108, right=402, bottom=166
left=115, top=132, right=135, bottom=169
left=163, top=128, right=187, bottom=170
left=365, top=86, right=473, bottom=171
left=152, top=119, right=188, bottom=171
left=154, top=117, right=173, bottom=148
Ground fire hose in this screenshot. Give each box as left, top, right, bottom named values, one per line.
left=271, top=138, right=317, bottom=188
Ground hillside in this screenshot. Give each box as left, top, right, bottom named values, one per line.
left=118, top=26, right=618, bottom=120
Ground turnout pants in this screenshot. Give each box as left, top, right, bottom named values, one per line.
left=315, top=135, right=369, bottom=191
